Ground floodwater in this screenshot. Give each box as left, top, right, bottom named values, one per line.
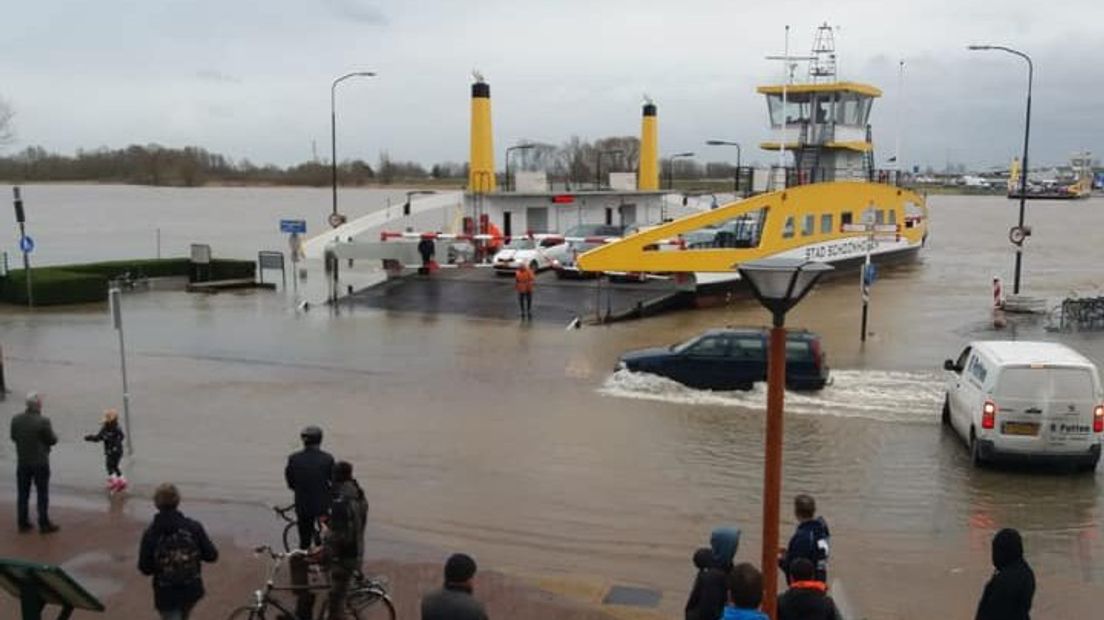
left=2, top=185, right=1104, bottom=618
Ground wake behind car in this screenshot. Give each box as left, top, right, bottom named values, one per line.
left=617, top=328, right=829, bottom=391
left=942, top=340, right=1103, bottom=470
left=492, top=236, right=562, bottom=274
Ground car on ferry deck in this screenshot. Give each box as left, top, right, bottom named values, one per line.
left=942, top=341, right=1103, bottom=471
left=491, top=236, right=562, bottom=274
left=617, top=328, right=829, bottom=391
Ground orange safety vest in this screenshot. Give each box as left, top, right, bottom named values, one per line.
left=515, top=267, right=534, bottom=293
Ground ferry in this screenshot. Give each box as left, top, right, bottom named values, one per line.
left=577, top=29, right=929, bottom=297
left=1007, top=152, right=1093, bottom=200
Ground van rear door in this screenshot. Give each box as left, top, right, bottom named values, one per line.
left=995, top=366, right=1097, bottom=452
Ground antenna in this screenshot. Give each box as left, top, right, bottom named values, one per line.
left=766, top=26, right=815, bottom=175
left=808, top=22, right=838, bottom=83
left=472, top=69, right=485, bottom=83
left=642, top=93, right=654, bottom=106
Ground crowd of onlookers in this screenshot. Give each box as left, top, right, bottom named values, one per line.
left=11, top=392, right=1037, bottom=620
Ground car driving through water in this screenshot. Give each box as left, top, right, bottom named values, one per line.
left=942, top=341, right=1103, bottom=471
left=617, top=328, right=830, bottom=391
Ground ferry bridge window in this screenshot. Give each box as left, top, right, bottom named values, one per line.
left=676, top=208, right=769, bottom=250
left=887, top=209, right=897, bottom=225
left=821, top=213, right=834, bottom=234
left=782, top=216, right=795, bottom=239
left=874, top=210, right=885, bottom=224
left=802, top=214, right=815, bottom=236
left=836, top=93, right=864, bottom=126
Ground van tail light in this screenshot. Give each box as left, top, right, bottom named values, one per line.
left=981, top=400, right=997, bottom=430
left=810, top=339, right=824, bottom=371
left=1094, top=405, right=1104, bottom=433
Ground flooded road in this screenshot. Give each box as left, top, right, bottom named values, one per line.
left=2, top=186, right=1104, bottom=617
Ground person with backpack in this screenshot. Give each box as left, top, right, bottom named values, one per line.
left=138, top=483, right=218, bottom=620
left=84, top=408, right=127, bottom=493
left=324, top=461, right=369, bottom=620
left=779, top=494, right=830, bottom=585
left=685, top=526, right=742, bottom=620
left=285, top=425, right=335, bottom=549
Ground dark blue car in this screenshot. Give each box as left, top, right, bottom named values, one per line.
left=617, top=327, right=830, bottom=391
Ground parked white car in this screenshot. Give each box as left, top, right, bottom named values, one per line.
left=942, top=341, right=1103, bottom=471
left=491, top=237, right=561, bottom=274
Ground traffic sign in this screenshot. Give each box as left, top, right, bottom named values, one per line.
left=19, top=235, right=34, bottom=254
left=280, top=219, right=307, bottom=234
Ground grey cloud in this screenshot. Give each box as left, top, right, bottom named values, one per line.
left=322, top=0, right=387, bottom=24
left=195, top=70, right=243, bottom=84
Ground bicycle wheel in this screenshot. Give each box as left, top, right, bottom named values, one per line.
left=282, top=521, right=297, bottom=553
left=226, top=605, right=267, bottom=620
left=320, top=590, right=396, bottom=620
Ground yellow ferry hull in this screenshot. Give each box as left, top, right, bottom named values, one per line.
left=578, top=182, right=928, bottom=287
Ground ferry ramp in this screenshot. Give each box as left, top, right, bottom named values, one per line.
left=344, top=268, right=688, bottom=324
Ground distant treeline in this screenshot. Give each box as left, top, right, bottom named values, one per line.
left=0, top=138, right=741, bottom=188
left=0, top=145, right=447, bottom=187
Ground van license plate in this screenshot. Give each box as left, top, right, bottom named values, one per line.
left=1002, top=421, right=1039, bottom=436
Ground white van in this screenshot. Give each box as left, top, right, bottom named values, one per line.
left=942, top=341, right=1103, bottom=470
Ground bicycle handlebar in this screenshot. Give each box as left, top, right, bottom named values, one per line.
left=252, top=544, right=312, bottom=560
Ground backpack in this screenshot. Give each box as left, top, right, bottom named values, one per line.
left=154, top=526, right=202, bottom=587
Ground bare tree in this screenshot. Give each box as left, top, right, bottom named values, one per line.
left=0, top=96, right=15, bottom=146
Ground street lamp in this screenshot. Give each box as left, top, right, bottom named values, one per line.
left=735, top=257, right=833, bottom=620
left=706, top=140, right=743, bottom=195
left=330, top=71, right=376, bottom=228
left=505, top=143, right=536, bottom=192
left=403, top=190, right=435, bottom=216
left=666, top=152, right=695, bottom=190
left=596, top=149, right=624, bottom=190
left=967, top=44, right=1033, bottom=295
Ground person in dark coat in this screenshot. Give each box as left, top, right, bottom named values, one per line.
left=418, top=237, right=436, bottom=269
left=10, top=392, right=59, bottom=533
left=138, top=483, right=218, bottom=620
left=780, top=494, right=830, bottom=584
left=421, top=553, right=489, bottom=620
left=684, top=547, right=716, bottom=620
left=975, top=528, right=1034, bottom=620
left=85, top=408, right=126, bottom=490
left=324, top=461, right=369, bottom=620
left=285, top=425, right=335, bottom=549
left=777, top=558, right=841, bottom=620
left=686, top=526, right=741, bottom=620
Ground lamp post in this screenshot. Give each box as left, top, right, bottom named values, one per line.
left=505, top=143, right=536, bottom=192
left=403, top=190, right=435, bottom=216
left=596, top=149, right=624, bottom=190
left=968, top=44, right=1032, bottom=295
left=706, top=140, right=743, bottom=195
left=666, top=152, right=695, bottom=190
left=330, top=71, right=376, bottom=228
left=735, top=257, right=833, bottom=620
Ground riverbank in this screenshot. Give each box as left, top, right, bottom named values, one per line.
left=0, top=493, right=651, bottom=619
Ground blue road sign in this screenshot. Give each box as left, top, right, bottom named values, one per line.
left=280, top=219, right=307, bottom=234
left=19, top=235, right=34, bottom=253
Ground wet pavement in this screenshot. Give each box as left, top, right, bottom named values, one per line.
left=1, top=187, right=1104, bottom=618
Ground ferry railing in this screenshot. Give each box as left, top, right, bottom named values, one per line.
left=776, top=166, right=906, bottom=189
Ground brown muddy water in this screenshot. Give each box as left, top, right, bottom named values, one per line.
left=2, top=185, right=1104, bottom=618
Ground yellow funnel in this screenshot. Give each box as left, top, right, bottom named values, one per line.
left=638, top=102, right=659, bottom=190
left=468, top=79, right=496, bottom=193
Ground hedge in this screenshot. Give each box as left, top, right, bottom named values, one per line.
left=0, top=258, right=256, bottom=306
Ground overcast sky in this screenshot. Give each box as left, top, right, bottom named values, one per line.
left=2, top=0, right=1100, bottom=170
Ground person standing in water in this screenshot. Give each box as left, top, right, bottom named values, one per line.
left=515, top=263, right=534, bottom=320
left=85, top=409, right=127, bottom=492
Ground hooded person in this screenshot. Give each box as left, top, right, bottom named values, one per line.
left=684, top=547, right=716, bottom=620
left=686, top=526, right=742, bottom=620
left=780, top=495, right=831, bottom=584
left=975, top=528, right=1034, bottom=620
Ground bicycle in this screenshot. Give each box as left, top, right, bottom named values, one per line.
left=274, top=503, right=321, bottom=553
left=226, top=545, right=396, bottom=620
